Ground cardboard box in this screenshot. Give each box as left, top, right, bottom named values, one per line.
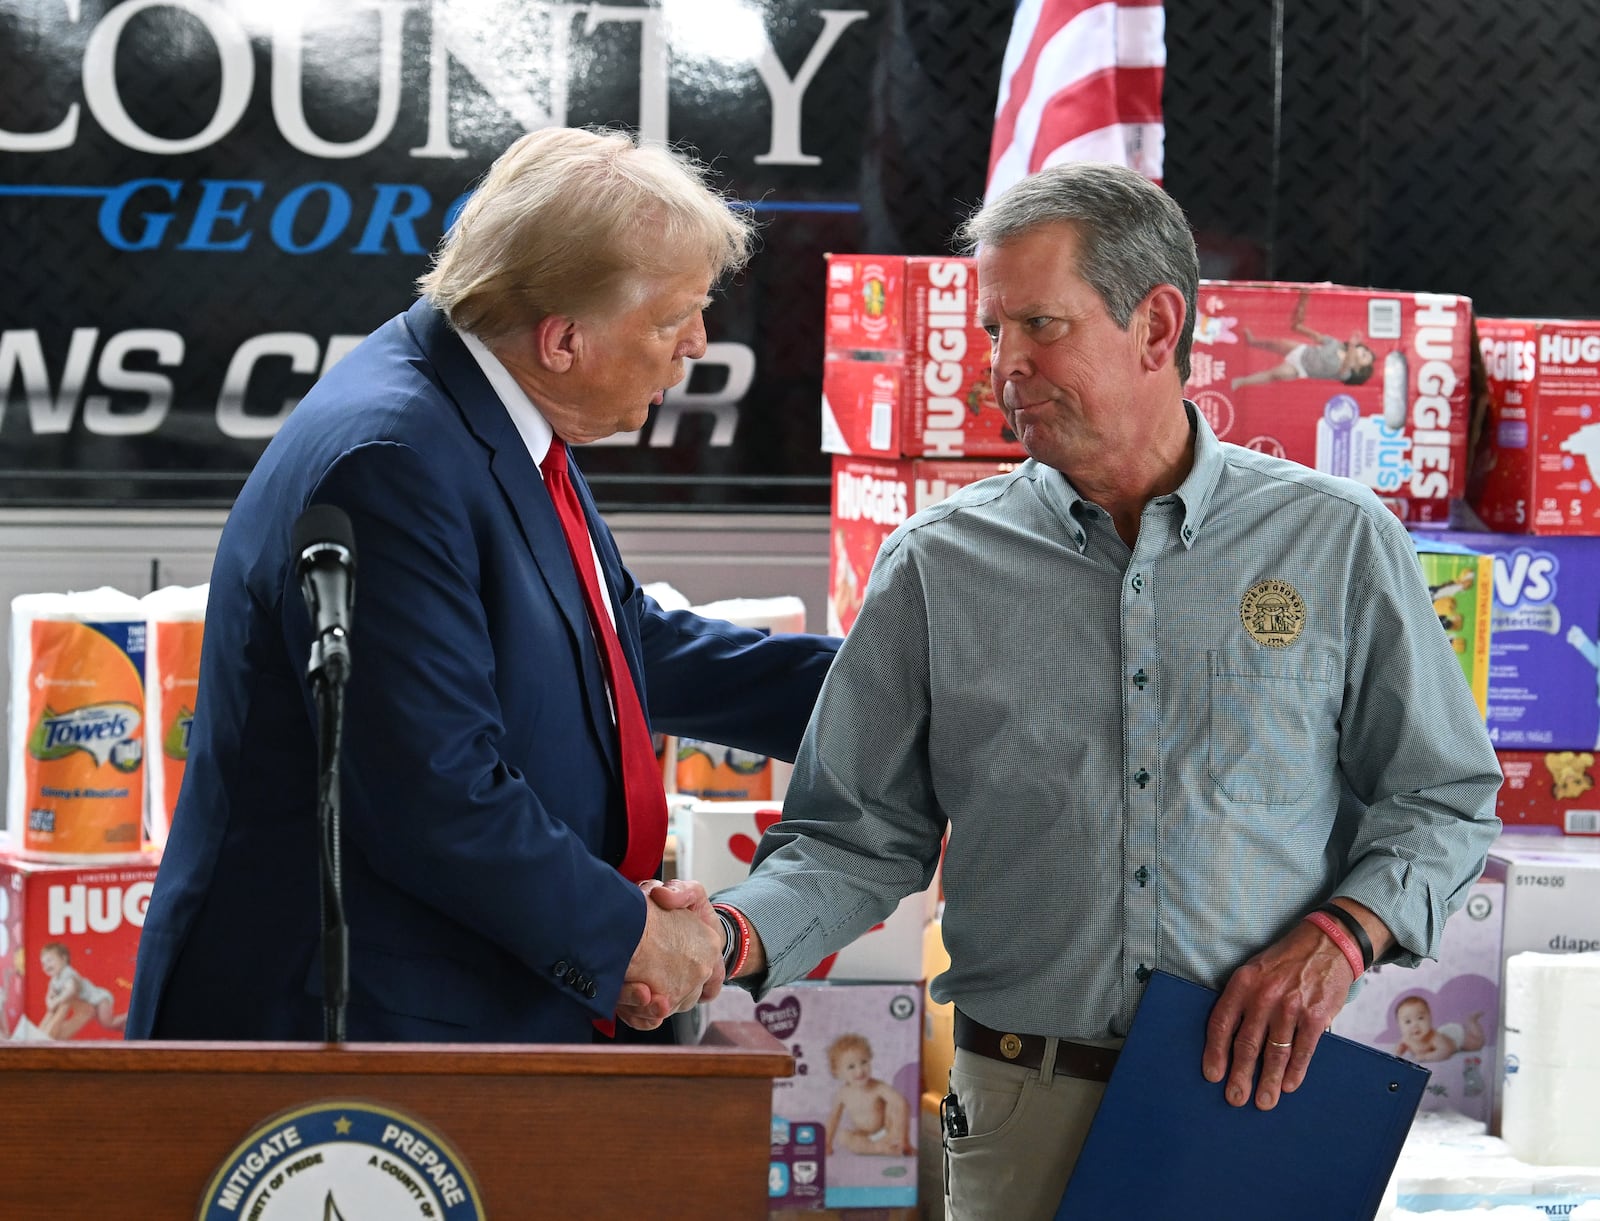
left=1411, top=537, right=1494, bottom=719
left=1411, top=532, right=1600, bottom=750
left=1329, top=879, right=1504, bottom=1124
left=1472, top=318, right=1600, bottom=534
left=680, top=800, right=935, bottom=983
left=1, top=851, right=159, bottom=1040
left=829, top=455, right=1017, bottom=635
left=1496, top=749, right=1600, bottom=835
left=1481, top=833, right=1600, bottom=1132
left=820, top=255, right=1021, bottom=460
left=707, top=981, right=923, bottom=1211
left=1187, top=281, right=1473, bottom=512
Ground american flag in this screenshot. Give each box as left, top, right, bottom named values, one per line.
left=986, top=0, right=1167, bottom=197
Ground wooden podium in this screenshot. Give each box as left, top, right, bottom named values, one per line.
left=0, top=1021, right=791, bottom=1219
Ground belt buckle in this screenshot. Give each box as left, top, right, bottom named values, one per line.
left=998, top=1032, right=1023, bottom=1060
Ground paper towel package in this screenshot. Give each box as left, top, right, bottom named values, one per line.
left=706, top=981, right=922, bottom=1211
left=1500, top=951, right=1600, bottom=1166
left=1411, top=533, right=1600, bottom=750
left=671, top=597, right=810, bottom=802
left=1332, top=879, right=1504, bottom=1124
left=1, top=851, right=159, bottom=1041
left=1496, top=749, right=1600, bottom=836
left=140, top=584, right=207, bottom=851
left=1482, top=833, right=1600, bottom=1133
left=680, top=800, right=934, bottom=983
left=8, top=590, right=148, bottom=861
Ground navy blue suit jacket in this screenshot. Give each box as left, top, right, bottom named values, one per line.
left=127, top=301, right=838, bottom=1043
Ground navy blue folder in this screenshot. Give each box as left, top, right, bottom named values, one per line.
left=1056, top=970, right=1428, bottom=1220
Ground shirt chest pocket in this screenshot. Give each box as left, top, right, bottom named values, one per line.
left=1207, top=651, right=1336, bottom=806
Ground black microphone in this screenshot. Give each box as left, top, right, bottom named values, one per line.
left=292, top=504, right=357, bottom=687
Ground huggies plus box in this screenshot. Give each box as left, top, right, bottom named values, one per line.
left=707, top=981, right=923, bottom=1211
left=1186, top=281, right=1473, bottom=519
left=1496, top=749, right=1600, bottom=835
left=1472, top=318, right=1600, bottom=534
left=1329, top=879, right=1505, bottom=1125
left=829, top=456, right=1017, bottom=635
left=821, top=255, right=1021, bottom=460
left=1, top=851, right=159, bottom=1040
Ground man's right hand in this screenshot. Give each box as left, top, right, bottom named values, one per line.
left=617, top=885, right=724, bottom=1031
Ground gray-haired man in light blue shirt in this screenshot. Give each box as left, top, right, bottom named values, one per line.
left=710, top=161, right=1501, bottom=1220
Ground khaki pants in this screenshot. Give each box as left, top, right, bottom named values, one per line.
left=941, top=1045, right=1111, bottom=1221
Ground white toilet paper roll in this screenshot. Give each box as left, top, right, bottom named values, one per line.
left=1501, top=951, right=1600, bottom=1165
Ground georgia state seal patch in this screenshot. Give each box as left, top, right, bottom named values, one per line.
left=198, top=1101, right=484, bottom=1221
left=1240, top=578, right=1307, bottom=648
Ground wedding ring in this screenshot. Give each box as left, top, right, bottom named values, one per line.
left=1267, top=1039, right=1293, bottom=1049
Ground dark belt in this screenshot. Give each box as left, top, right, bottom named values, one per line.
left=953, top=1009, right=1119, bottom=1082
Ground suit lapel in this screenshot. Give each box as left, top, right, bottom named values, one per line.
left=403, top=301, right=618, bottom=770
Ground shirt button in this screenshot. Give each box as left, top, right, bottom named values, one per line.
left=1134, top=768, right=1150, bottom=789
left=1134, top=865, right=1151, bottom=887
left=1182, top=525, right=1194, bottom=542
left=1132, top=669, right=1148, bottom=690
left=1135, top=963, right=1152, bottom=983
left=1130, top=573, right=1145, bottom=593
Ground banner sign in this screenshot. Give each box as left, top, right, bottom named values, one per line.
left=1, top=0, right=999, bottom=510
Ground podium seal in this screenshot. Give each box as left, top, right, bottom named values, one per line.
left=198, top=1101, right=484, bottom=1220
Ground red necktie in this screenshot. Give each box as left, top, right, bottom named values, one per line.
left=541, top=440, right=669, bottom=885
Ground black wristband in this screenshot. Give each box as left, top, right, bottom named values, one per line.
left=1317, top=902, right=1375, bottom=972
left=714, top=907, right=738, bottom=972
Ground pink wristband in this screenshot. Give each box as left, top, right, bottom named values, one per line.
left=1304, top=910, right=1365, bottom=979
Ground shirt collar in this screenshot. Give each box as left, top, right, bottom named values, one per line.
left=1171, top=400, right=1223, bottom=549
left=459, top=329, right=556, bottom=471
left=1037, top=400, right=1222, bottom=552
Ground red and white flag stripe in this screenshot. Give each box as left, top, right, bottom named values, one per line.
left=987, top=0, right=1166, bottom=197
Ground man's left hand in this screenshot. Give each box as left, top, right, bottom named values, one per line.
left=1200, top=920, right=1354, bottom=1110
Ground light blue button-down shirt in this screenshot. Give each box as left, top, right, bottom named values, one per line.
left=717, top=406, right=1502, bottom=1039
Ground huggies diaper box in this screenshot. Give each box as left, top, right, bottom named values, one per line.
left=1411, top=532, right=1600, bottom=750
left=1186, top=281, right=1473, bottom=522
left=1, top=852, right=159, bottom=1040
left=1472, top=317, right=1600, bottom=534
left=707, top=981, right=922, bottom=1210
left=828, top=455, right=1017, bottom=635
left=821, top=255, right=1022, bottom=460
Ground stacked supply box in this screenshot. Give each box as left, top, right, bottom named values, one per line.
left=1187, top=281, right=1474, bottom=524
left=679, top=799, right=935, bottom=983
left=1472, top=318, right=1600, bottom=534
left=1481, top=833, right=1600, bottom=1134
left=1412, top=532, right=1600, bottom=751
left=829, top=456, right=1016, bottom=635
left=1497, top=749, right=1600, bottom=835
left=1411, top=537, right=1494, bottom=719
left=821, top=254, right=1022, bottom=461
left=1, top=852, right=159, bottom=1040
left=707, top=981, right=923, bottom=1212
left=1330, top=878, right=1504, bottom=1124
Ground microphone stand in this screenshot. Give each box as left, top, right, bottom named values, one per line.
left=311, top=629, right=351, bottom=1043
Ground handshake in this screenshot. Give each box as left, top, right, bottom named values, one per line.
left=616, top=878, right=735, bottom=1031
